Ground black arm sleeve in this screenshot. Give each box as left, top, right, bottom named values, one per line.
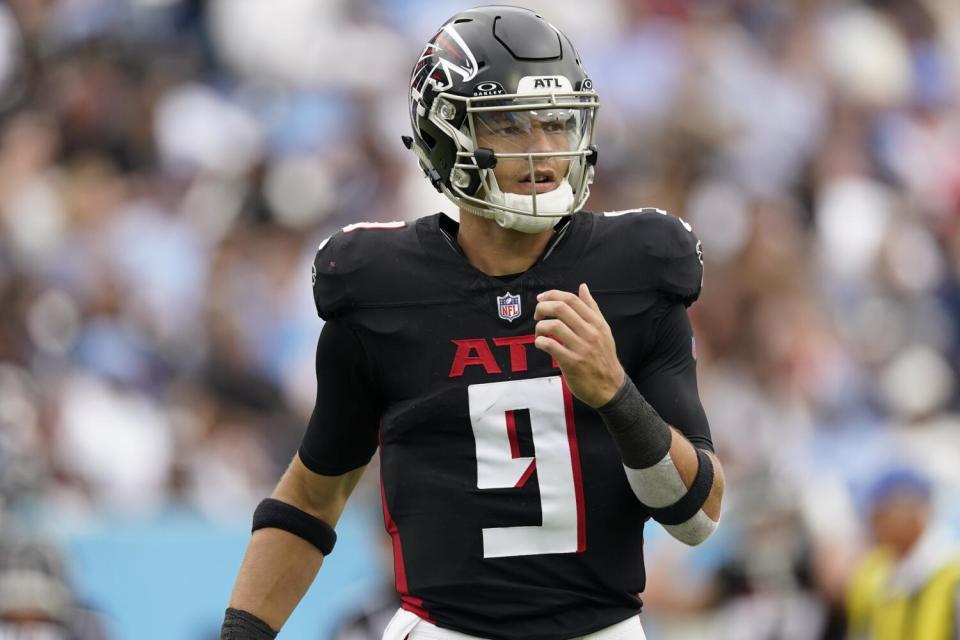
left=632, top=301, right=713, bottom=452
left=298, top=320, right=384, bottom=475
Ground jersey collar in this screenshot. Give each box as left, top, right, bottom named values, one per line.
left=420, top=211, right=593, bottom=291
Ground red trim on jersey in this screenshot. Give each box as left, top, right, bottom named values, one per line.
left=378, top=425, right=434, bottom=623
left=515, top=459, right=537, bottom=488
left=561, top=378, right=587, bottom=552
left=505, top=409, right=536, bottom=487
left=505, top=409, right=521, bottom=458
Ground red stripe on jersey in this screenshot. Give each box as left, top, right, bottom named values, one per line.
left=401, top=598, right=433, bottom=624
left=561, top=378, right=587, bottom=552
left=378, top=424, right=434, bottom=623
left=506, top=410, right=536, bottom=488
left=515, top=459, right=537, bottom=489
left=505, top=410, right=521, bottom=458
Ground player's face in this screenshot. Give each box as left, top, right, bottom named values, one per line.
left=473, top=108, right=582, bottom=196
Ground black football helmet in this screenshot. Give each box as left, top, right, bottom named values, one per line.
left=404, top=6, right=599, bottom=230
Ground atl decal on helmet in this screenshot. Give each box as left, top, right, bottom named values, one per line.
left=517, top=76, right=573, bottom=94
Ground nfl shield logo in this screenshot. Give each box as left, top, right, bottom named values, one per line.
left=497, top=292, right=522, bottom=322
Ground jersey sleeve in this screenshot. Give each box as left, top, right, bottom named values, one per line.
left=312, top=234, right=350, bottom=320
left=298, top=320, right=384, bottom=475
left=637, top=209, right=703, bottom=306
left=310, top=221, right=414, bottom=319
left=597, top=208, right=704, bottom=306
left=631, top=300, right=713, bottom=452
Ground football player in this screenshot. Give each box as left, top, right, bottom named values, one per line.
left=222, top=6, right=724, bottom=640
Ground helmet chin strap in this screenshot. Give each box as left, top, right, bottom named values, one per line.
left=477, top=179, right=574, bottom=234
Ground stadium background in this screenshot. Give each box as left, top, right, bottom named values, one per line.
left=0, top=0, right=959, bottom=638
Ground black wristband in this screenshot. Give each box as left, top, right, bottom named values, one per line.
left=221, top=608, right=277, bottom=640
left=647, top=448, right=715, bottom=525
left=252, top=498, right=337, bottom=556
left=596, top=376, right=673, bottom=469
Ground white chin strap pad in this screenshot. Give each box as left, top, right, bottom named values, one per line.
left=481, top=179, right=575, bottom=234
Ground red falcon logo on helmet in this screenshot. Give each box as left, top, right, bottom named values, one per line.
left=411, top=24, right=479, bottom=95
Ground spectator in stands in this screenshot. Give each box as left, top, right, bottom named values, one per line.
left=0, top=537, right=111, bottom=640
left=846, top=467, right=960, bottom=640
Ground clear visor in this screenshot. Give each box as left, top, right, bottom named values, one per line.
left=470, top=100, right=594, bottom=156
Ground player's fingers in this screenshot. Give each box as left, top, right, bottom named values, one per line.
left=538, top=289, right=601, bottom=325
left=579, top=283, right=602, bottom=314
left=577, top=284, right=613, bottom=339
left=533, top=334, right=576, bottom=363
left=534, top=300, right=593, bottom=337
left=535, top=318, right=583, bottom=352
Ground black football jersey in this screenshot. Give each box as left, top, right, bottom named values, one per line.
left=300, top=210, right=712, bottom=640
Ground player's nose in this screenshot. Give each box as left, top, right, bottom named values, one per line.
left=524, top=123, right=554, bottom=153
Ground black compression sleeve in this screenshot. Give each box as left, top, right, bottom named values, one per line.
left=298, top=321, right=384, bottom=475
left=221, top=608, right=277, bottom=640
left=596, top=376, right=673, bottom=469
left=633, top=302, right=713, bottom=452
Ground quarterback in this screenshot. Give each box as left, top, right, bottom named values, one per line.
left=222, top=6, right=724, bottom=640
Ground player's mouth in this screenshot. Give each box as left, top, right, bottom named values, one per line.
left=519, top=169, right=558, bottom=194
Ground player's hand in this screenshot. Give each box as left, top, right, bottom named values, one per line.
left=533, top=284, right=625, bottom=408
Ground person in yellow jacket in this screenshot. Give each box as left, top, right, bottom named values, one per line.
left=846, top=467, right=960, bottom=640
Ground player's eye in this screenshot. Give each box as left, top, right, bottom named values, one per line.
left=497, top=125, right=524, bottom=136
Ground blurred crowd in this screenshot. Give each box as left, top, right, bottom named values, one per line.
left=0, top=0, right=959, bottom=638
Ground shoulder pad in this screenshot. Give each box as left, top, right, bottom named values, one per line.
left=597, top=208, right=704, bottom=305
left=311, top=221, right=408, bottom=320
